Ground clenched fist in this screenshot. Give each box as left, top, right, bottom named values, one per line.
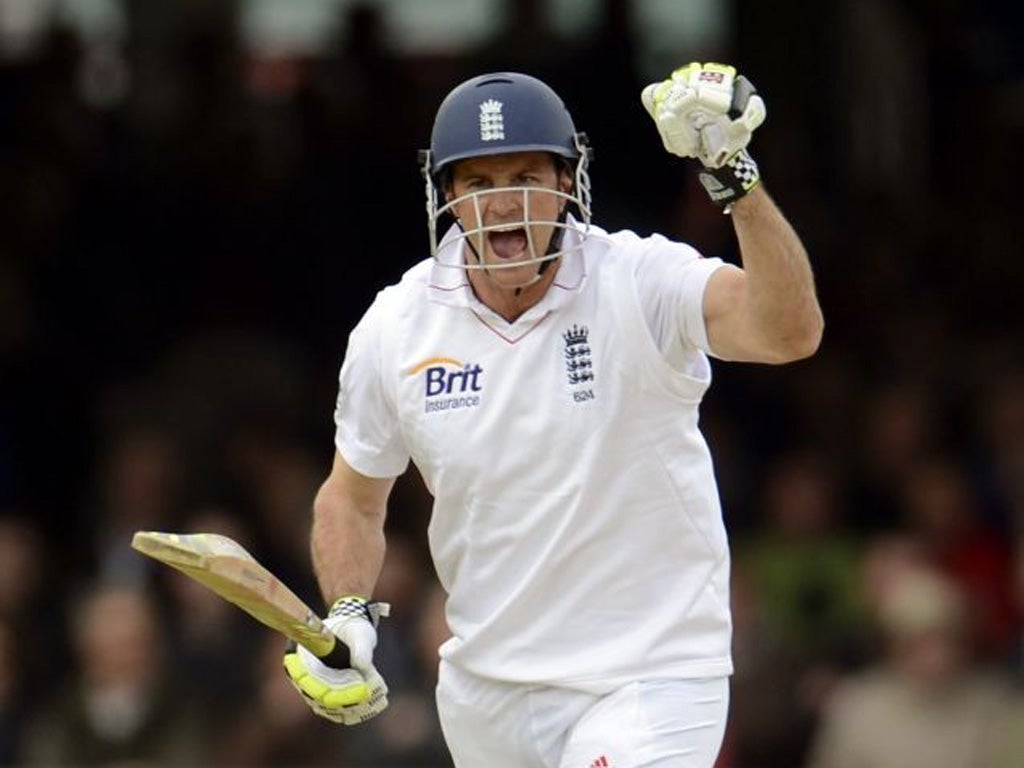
left=642, top=62, right=765, bottom=168
left=642, top=62, right=767, bottom=208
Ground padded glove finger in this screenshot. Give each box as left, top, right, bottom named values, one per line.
left=644, top=63, right=766, bottom=169
left=281, top=596, right=391, bottom=725
left=641, top=78, right=702, bottom=159
left=283, top=641, right=390, bottom=724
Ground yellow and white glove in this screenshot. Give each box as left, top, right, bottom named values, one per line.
left=283, top=596, right=390, bottom=725
left=642, top=62, right=766, bottom=208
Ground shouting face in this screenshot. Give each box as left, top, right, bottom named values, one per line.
left=447, top=151, right=573, bottom=291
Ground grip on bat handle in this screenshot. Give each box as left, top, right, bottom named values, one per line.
left=318, top=638, right=353, bottom=670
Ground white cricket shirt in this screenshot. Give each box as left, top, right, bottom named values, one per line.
left=334, top=220, right=733, bottom=692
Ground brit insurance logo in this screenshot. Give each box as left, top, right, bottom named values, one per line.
left=563, top=324, right=596, bottom=403
left=411, top=357, right=484, bottom=414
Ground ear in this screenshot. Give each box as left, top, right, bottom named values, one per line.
left=556, top=167, right=573, bottom=215
left=443, top=184, right=465, bottom=224
left=439, top=167, right=457, bottom=205
left=558, top=166, right=573, bottom=194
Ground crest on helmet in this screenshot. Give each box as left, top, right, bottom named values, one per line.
left=479, top=99, right=505, bottom=141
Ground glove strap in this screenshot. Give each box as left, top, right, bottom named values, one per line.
left=697, top=149, right=761, bottom=211
left=328, top=595, right=391, bottom=627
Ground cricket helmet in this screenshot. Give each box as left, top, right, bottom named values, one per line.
left=418, top=72, right=593, bottom=280
left=426, top=72, right=587, bottom=176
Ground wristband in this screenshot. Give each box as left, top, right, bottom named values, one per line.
left=697, top=148, right=761, bottom=211
left=328, top=595, right=390, bottom=627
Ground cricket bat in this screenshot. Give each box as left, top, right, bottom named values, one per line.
left=131, top=530, right=350, bottom=668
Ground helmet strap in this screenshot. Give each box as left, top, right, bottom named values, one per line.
left=455, top=218, right=485, bottom=267
left=537, top=206, right=570, bottom=277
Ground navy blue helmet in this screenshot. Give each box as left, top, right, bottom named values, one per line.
left=425, top=72, right=588, bottom=178
left=419, top=72, right=593, bottom=274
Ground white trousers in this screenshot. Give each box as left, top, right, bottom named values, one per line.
left=436, top=662, right=729, bottom=768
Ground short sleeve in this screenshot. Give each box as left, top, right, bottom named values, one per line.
left=633, top=234, right=726, bottom=366
left=333, top=294, right=410, bottom=478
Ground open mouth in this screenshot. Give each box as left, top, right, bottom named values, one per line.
left=487, top=225, right=529, bottom=260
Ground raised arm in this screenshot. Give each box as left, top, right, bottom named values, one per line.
left=642, top=62, right=824, bottom=364
left=702, top=187, right=823, bottom=363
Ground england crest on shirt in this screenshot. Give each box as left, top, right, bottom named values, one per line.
left=563, top=324, right=596, bottom=403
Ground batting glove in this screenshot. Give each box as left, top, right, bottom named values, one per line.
left=282, top=595, right=390, bottom=725
left=642, top=62, right=766, bottom=208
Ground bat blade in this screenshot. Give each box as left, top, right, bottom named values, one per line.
left=131, top=530, right=343, bottom=662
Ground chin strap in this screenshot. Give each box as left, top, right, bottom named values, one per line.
left=536, top=207, right=569, bottom=278
left=456, top=218, right=483, bottom=267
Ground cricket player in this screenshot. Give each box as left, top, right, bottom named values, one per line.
left=283, top=64, right=823, bottom=767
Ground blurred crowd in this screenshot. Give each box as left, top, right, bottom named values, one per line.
left=2, top=0, right=1023, bottom=766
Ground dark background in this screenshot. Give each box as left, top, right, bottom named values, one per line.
left=1, top=0, right=1023, bottom=766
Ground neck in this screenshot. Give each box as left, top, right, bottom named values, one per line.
left=468, top=260, right=560, bottom=322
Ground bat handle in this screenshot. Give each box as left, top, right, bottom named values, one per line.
left=318, top=637, right=352, bottom=670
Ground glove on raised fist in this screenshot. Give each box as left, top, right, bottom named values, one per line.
left=642, top=62, right=766, bottom=208
left=283, top=596, right=390, bottom=725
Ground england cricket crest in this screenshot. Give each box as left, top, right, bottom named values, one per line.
left=479, top=99, right=505, bottom=141
left=563, top=324, right=595, bottom=403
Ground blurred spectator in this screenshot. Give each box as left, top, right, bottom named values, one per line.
left=900, top=454, right=1018, bottom=661
left=223, top=425, right=321, bottom=602
left=1017, top=533, right=1024, bottom=671
left=0, top=512, right=46, bottom=624
left=210, top=631, right=344, bottom=766
left=159, top=505, right=264, bottom=726
left=465, top=0, right=571, bottom=87
left=729, top=451, right=869, bottom=765
left=972, top=367, right=1024, bottom=529
left=806, top=565, right=1013, bottom=768
left=984, top=696, right=1024, bottom=768
left=19, top=582, right=206, bottom=765
left=0, top=620, right=22, bottom=763
left=858, top=531, right=930, bottom=622
left=719, top=564, right=816, bottom=767
left=981, top=534, right=1024, bottom=766
left=851, top=382, right=941, bottom=529
left=736, top=451, right=868, bottom=663
left=0, top=512, right=61, bottom=709
left=785, top=352, right=864, bottom=464
left=87, top=424, right=183, bottom=587
left=321, top=1, right=413, bottom=151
